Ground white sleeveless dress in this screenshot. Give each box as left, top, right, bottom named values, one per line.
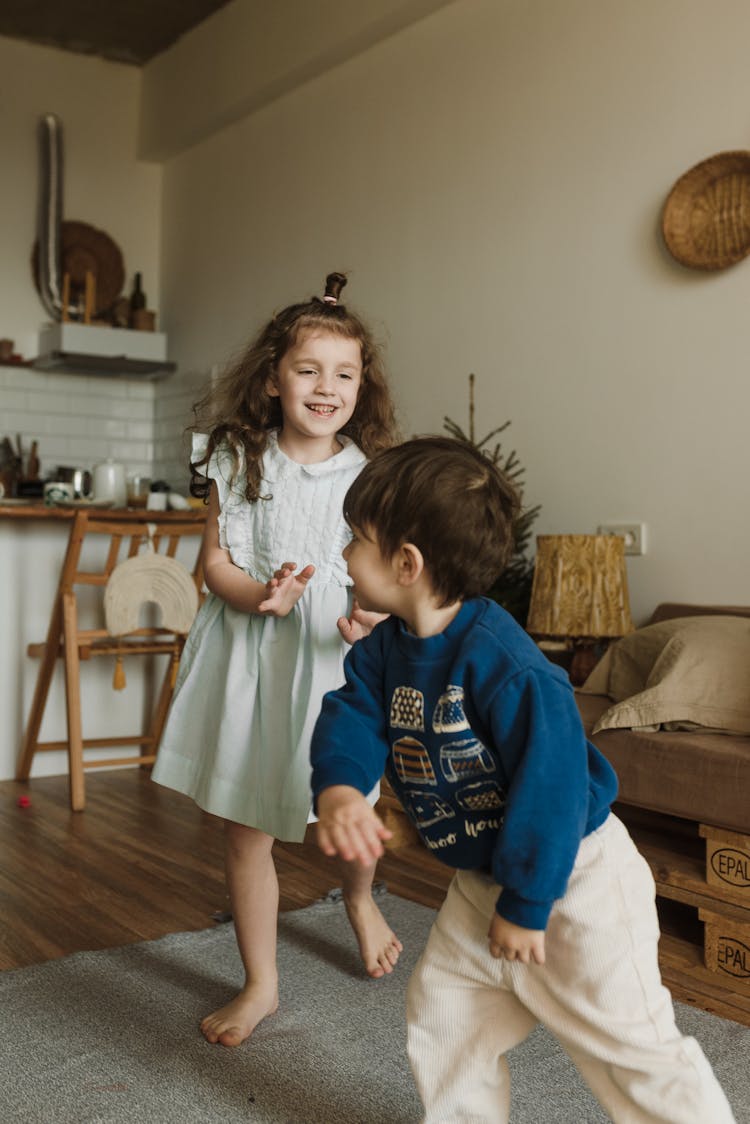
left=151, top=430, right=369, bottom=842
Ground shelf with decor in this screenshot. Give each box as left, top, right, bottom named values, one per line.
left=33, top=322, right=175, bottom=380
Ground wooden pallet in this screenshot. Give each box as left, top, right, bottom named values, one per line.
left=617, top=804, right=750, bottom=1026
left=658, top=931, right=750, bottom=1026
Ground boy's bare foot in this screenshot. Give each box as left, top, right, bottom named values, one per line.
left=343, top=892, right=403, bottom=978
left=200, top=980, right=279, bottom=1047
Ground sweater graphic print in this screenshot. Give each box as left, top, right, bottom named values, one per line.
left=389, top=684, right=507, bottom=843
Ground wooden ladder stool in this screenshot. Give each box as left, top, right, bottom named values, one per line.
left=17, top=507, right=206, bottom=811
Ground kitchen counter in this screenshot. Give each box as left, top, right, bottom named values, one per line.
left=0, top=501, right=78, bottom=519
left=0, top=501, right=206, bottom=521
left=1, top=504, right=206, bottom=785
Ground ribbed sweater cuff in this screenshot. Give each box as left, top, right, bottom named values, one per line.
left=496, top=888, right=552, bottom=931
left=311, top=759, right=373, bottom=810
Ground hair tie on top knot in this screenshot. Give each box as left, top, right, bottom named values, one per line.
left=322, top=295, right=338, bottom=305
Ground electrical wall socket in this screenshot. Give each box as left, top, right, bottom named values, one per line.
left=597, top=523, right=646, bottom=556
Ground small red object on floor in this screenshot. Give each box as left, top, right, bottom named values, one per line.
left=17, top=794, right=31, bottom=808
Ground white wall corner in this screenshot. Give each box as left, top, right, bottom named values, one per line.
left=138, top=0, right=455, bottom=161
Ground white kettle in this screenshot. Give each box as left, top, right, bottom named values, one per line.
left=93, top=459, right=127, bottom=506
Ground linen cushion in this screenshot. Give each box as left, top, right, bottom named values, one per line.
left=579, top=616, right=750, bottom=735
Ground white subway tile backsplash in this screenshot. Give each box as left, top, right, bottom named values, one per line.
left=1, top=390, right=29, bottom=413
left=1, top=410, right=34, bottom=434
left=48, top=414, right=86, bottom=438
left=108, top=440, right=149, bottom=462
left=160, top=443, right=186, bottom=465
left=87, top=395, right=129, bottom=417
left=89, top=417, right=125, bottom=439
left=37, top=434, right=68, bottom=455
left=130, top=400, right=155, bottom=420
left=2, top=368, right=208, bottom=494
left=79, top=376, right=132, bottom=399
left=33, top=420, right=55, bottom=441
left=0, top=368, right=35, bottom=392
left=26, top=393, right=71, bottom=415
left=126, top=420, right=152, bottom=441
left=154, top=419, right=186, bottom=440
left=25, top=371, right=61, bottom=392
left=126, top=382, right=155, bottom=401
left=40, top=438, right=73, bottom=465
left=74, top=437, right=117, bottom=461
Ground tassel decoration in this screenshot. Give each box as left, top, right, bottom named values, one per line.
left=112, top=653, right=126, bottom=691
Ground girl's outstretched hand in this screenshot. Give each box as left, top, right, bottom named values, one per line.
left=270, top=562, right=300, bottom=582
left=259, top=562, right=315, bottom=616
left=316, top=785, right=392, bottom=865
left=337, top=598, right=389, bottom=644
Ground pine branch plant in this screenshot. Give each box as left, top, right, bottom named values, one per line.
left=443, top=374, right=541, bottom=625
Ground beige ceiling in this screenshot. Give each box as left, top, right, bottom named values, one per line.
left=0, top=0, right=232, bottom=65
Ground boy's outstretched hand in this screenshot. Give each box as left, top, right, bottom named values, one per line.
left=488, top=913, right=546, bottom=965
left=316, top=785, right=393, bottom=865
left=337, top=598, right=389, bottom=644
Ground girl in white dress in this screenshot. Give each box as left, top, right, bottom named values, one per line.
left=152, top=273, right=401, bottom=1046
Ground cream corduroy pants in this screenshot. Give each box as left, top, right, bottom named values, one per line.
left=406, top=814, right=735, bottom=1123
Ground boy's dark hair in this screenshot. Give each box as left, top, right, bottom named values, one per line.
left=190, top=272, right=397, bottom=503
left=343, top=436, right=521, bottom=605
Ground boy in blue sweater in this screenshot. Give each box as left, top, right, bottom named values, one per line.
left=310, top=437, right=734, bottom=1123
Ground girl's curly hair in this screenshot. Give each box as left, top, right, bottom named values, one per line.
left=189, top=272, right=398, bottom=503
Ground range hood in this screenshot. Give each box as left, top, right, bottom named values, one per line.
left=34, top=322, right=176, bottom=380
left=34, top=114, right=175, bottom=380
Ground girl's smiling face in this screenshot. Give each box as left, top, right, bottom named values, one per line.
left=268, top=330, right=363, bottom=461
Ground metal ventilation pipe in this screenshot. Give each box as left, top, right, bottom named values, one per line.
left=37, top=113, right=66, bottom=320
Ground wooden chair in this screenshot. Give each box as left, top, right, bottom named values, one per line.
left=17, top=508, right=206, bottom=811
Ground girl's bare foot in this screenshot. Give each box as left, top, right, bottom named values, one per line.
left=343, top=893, right=403, bottom=979
left=200, top=980, right=279, bottom=1047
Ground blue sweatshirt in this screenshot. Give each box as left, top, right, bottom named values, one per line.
left=310, top=598, right=617, bottom=930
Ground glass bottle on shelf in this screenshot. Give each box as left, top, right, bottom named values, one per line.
left=129, top=272, right=146, bottom=327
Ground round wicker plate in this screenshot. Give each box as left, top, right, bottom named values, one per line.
left=31, top=220, right=126, bottom=314
left=662, top=150, right=750, bottom=270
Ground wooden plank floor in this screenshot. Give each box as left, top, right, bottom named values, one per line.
left=3, top=770, right=748, bottom=1028
left=0, top=769, right=452, bottom=971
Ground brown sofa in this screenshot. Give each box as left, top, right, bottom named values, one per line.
left=576, top=601, right=750, bottom=834
left=576, top=602, right=750, bottom=1024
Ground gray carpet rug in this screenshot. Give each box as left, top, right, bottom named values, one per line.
left=0, top=888, right=747, bottom=1123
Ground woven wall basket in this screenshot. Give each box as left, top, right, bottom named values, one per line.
left=662, top=151, right=750, bottom=270
left=104, top=553, right=199, bottom=637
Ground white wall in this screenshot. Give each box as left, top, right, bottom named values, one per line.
left=0, top=36, right=161, bottom=360
left=150, top=0, right=750, bottom=623
left=139, top=0, right=453, bottom=160
left=0, top=36, right=162, bottom=480
left=0, top=37, right=165, bottom=780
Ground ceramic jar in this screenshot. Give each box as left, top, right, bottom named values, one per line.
left=93, top=459, right=127, bottom=506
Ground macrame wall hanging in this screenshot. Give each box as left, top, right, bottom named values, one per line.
left=103, top=552, right=199, bottom=689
